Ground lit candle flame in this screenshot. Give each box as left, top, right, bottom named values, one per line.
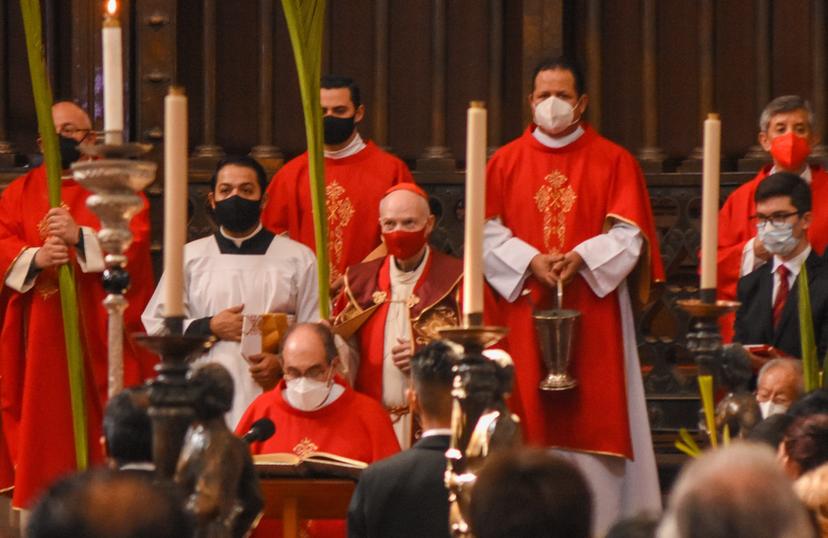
left=106, top=0, right=117, bottom=16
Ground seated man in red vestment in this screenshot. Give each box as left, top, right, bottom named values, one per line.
left=261, top=74, right=413, bottom=289
left=482, top=57, right=665, bottom=535
left=332, top=183, right=497, bottom=448
left=718, top=95, right=828, bottom=341
left=0, top=102, right=156, bottom=510
left=236, top=322, right=399, bottom=538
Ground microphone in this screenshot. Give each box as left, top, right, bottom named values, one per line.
left=241, top=418, right=276, bottom=444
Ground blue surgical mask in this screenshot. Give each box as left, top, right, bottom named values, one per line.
left=757, top=222, right=799, bottom=256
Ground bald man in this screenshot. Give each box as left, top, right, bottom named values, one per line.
left=333, top=184, right=495, bottom=448
left=0, top=102, right=156, bottom=509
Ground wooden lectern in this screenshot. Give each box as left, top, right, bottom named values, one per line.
left=259, top=478, right=356, bottom=538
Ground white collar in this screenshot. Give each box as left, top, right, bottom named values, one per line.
left=324, top=132, right=366, bottom=159
left=390, top=246, right=430, bottom=285
left=220, top=223, right=262, bottom=247
left=421, top=428, right=452, bottom=438
left=772, top=244, right=812, bottom=276
left=770, top=164, right=812, bottom=185
left=532, top=125, right=585, bottom=148
left=119, top=462, right=155, bottom=472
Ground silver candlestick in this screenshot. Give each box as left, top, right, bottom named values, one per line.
left=72, top=138, right=156, bottom=397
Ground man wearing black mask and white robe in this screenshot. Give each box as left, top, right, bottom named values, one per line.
left=143, top=156, right=319, bottom=427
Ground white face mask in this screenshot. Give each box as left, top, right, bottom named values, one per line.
left=757, top=222, right=799, bottom=256
left=758, top=400, right=789, bottom=419
left=533, top=95, right=580, bottom=135
left=285, top=374, right=333, bottom=412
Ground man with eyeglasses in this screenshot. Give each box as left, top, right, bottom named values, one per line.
left=0, top=101, right=156, bottom=510
left=235, top=322, right=399, bottom=538
left=734, top=172, right=828, bottom=359
left=718, top=95, right=828, bottom=342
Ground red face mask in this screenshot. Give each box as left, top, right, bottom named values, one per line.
left=382, top=228, right=427, bottom=260
left=770, top=131, right=811, bottom=171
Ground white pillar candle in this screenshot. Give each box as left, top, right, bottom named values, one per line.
left=463, top=101, right=487, bottom=318
left=700, top=113, right=721, bottom=296
left=163, top=87, right=188, bottom=317
left=102, top=0, right=123, bottom=145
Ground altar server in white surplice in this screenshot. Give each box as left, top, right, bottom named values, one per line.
left=142, top=156, right=319, bottom=427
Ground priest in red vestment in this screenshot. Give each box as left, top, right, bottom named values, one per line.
left=236, top=322, right=399, bottom=538
left=261, top=74, right=413, bottom=285
left=0, top=102, right=156, bottom=509
left=717, top=95, right=828, bottom=342
left=483, top=58, right=665, bottom=535
left=331, top=184, right=498, bottom=449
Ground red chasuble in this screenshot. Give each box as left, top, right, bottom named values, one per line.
left=236, top=378, right=400, bottom=538
left=261, top=141, right=413, bottom=281
left=0, top=167, right=157, bottom=508
left=486, top=125, right=664, bottom=459
left=717, top=165, right=828, bottom=341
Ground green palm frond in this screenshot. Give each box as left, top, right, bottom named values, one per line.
left=798, top=264, right=819, bottom=392
left=20, top=0, right=88, bottom=469
left=281, top=0, right=329, bottom=319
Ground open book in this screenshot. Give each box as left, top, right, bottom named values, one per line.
left=254, top=452, right=367, bottom=480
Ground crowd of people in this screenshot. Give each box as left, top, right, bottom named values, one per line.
left=2, top=57, right=828, bottom=537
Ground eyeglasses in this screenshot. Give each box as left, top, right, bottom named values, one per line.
left=57, top=125, right=92, bottom=140
left=282, top=364, right=331, bottom=382
left=750, top=211, right=801, bottom=228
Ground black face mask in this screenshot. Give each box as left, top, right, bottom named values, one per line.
left=58, top=135, right=81, bottom=170
left=323, top=115, right=355, bottom=145
left=212, top=195, right=262, bottom=233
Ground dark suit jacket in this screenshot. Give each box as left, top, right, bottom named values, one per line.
left=347, top=434, right=451, bottom=538
left=735, top=250, right=828, bottom=358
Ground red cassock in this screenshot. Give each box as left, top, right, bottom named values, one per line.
left=717, top=165, right=828, bottom=341
left=236, top=378, right=400, bottom=538
left=486, top=125, right=664, bottom=459
left=261, top=141, right=413, bottom=282
left=0, top=166, right=157, bottom=508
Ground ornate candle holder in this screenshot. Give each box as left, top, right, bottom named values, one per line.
left=676, top=298, right=740, bottom=378
left=134, top=320, right=213, bottom=479
left=439, top=314, right=521, bottom=537
left=72, top=139, right=156, bottom=397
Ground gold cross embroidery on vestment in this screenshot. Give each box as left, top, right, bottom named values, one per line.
left=534, top=171, right=576, bottom=254
left=326, top=180, right=355, bottom=282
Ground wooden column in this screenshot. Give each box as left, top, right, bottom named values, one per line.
left=637, top=0, right=665, bottom=172
left=740, top=0, right=772, bottom=168
left=418, top=0, right=454, bottom=171
left=521, top=0, right=564, bottom=126
left=0, top=0, right=14, bottom=167
left=680, top=0, right=715, bottom=170
left=71, top=0, right=101, bottom=125
left=250, top=0, right=284, bottom=169
left=584, top=0, right=601, bottom=130
left=488, top=0, right=503, bottom=154
left=811, top=0, right=828, bottom=162
left=191, top=0, right=224, bottom=162
left=372, top=0, right=389, bottom=148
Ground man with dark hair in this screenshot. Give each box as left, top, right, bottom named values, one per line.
left=143, top=156, right=319, bottom=427
left=482, top=56, right=664, bottom=533
left=735, top=173, right=828, bottom=358
left=0, top=101, right=157, bottom=510
left=236, top=322, right=399, bottom=537
left=717, top=95, right=828, bottom=342
left=26, top=469, right=194, bottom=538
left=102, top=386, right=153, bottom=471
left=347, top=340, right=457, bottom=538
left=262, top=74, right=413, bottom=287
left=469, top=449, right=592, bottom=538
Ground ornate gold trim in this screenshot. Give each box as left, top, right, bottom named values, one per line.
left=410, top=271, right=464, bottom=322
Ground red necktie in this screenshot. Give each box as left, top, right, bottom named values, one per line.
left=773, top=265, right=791, bottom=327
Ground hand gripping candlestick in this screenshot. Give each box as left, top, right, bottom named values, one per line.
left=72, top=141, right=156, bottom=398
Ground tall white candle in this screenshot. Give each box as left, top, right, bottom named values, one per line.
left=163, top=87, right=188, bottom=317
left=700, top=113, right=721, bottom=295
left=463, top=101, right=487, bottom=318
left=102, top=0, right=123, bottom=145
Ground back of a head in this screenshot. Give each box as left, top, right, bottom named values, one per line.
left=659, top=442, right=815, bottom=538
left=783, top=413, right=828, bottom=475
left=27, top=469, right=193, bottom=538
left=606, top=514, right=659, bottom=538
left=787, top=389, right=828, bottom=419
left=103, top=387, right=152, bottom=466
left=470, top=448, right=592, bottom=538
left=410, top=341, right=457, bottom=421
left=747, top=413, right=795, bottom=448
left=794, top=463, right=828, bottom=537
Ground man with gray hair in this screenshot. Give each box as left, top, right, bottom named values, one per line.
left=756, top=358, right=804, bottom=418
left=656, top=443, right=816, bottom=538
left=717, top=95, right=828, bottom=342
